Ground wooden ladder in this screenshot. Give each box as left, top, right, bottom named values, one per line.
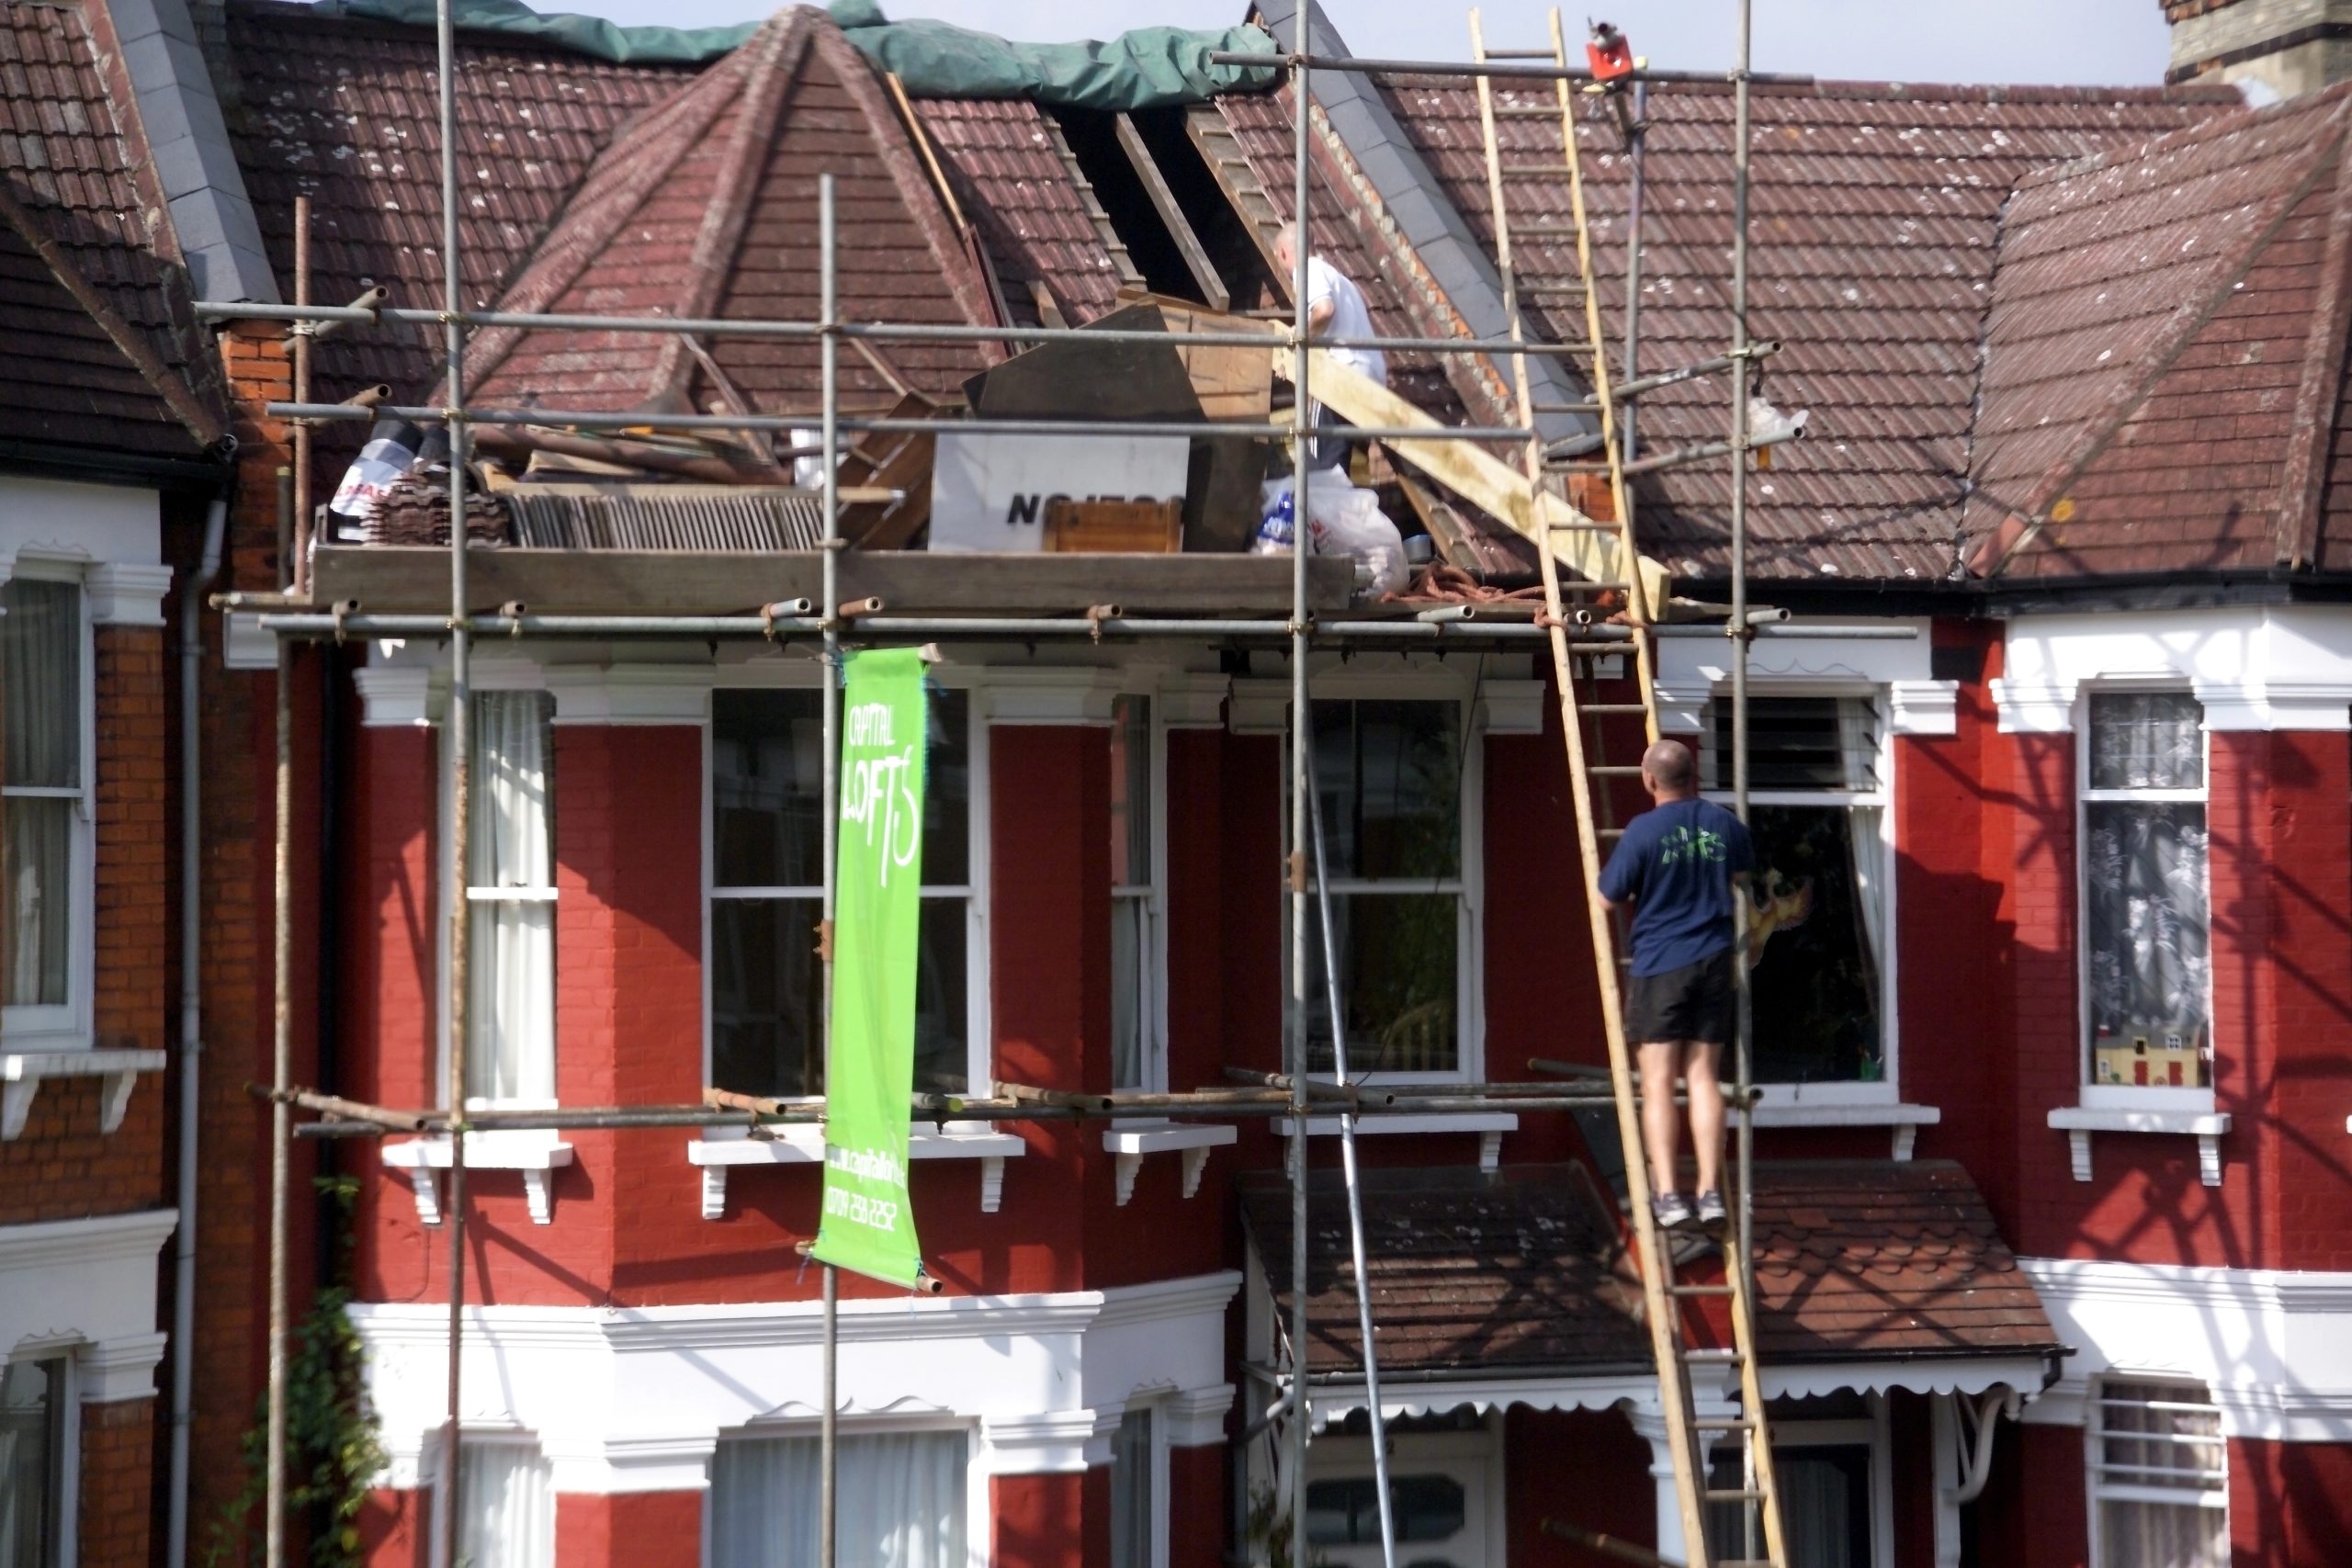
left=1469, top=10, right=1788, bottom=1567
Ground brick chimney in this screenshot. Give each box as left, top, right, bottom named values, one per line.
left=2165, top=0, right=2352, bottom=98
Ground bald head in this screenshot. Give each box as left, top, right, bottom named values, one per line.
left=1272, top=220, right=1303, bottom=274
left=1641, top=739, right=1696, bottom=800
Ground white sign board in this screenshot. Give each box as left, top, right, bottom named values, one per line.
left=927, top=432, right=1190, bottom=553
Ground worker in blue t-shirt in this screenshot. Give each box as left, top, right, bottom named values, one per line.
left=1598, top=739, right=1753, bottom=1235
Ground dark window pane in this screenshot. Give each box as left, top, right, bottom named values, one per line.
left=2, top=797, right=70, bottom=1007
left=713, top=689, right=824, bottom=889
left=2086, top=802, right=2211, bottom=1085
left=1708, top=696, right=1878, bottom=792
left=2089, top=692, right=2204, bottom=790
left=1306, top=892, right=1458, bottom=1074
left=1314, top=701, right=1460, bottom=881
left=1305, top=1474, right=1465, bottom=1546
left=1745, top=806, right=1883, bottom=1084
left=924, top=689, right=971, bottom=886
left=710, top=898, right=823, bottom=1098
left=914, top=897, right=969, bottom=1094
left=1711, top=1445, right=1870, bottom=1568
left=0, top=1358, right=61, bottom=1567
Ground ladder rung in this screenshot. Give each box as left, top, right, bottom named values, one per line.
left=1493, top=105, right=1567, bottom=118
left=1577, top=703, right=1650, bottom=715
left=1565, top=641, right=1634, bottom=655
left=1547, top=521, right=1617, bottom=532
left=1598, top=827, right=1626, bottom=839
left=1668, top=1282, right=1735, bottom=1297
left=1511, top=223, right=1586, bottom=237
left=1588, top=764, right=1645, bottom=776
left=1692, top=1415, right=1758, bottom=1431
left=1707, top=1488, right=1769, bottom=1504
left=1681, top=1348, right=1742, bottom=1363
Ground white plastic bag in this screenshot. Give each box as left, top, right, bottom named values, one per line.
left=1303, top=478, right=1409, bottom=597
left=1252, top=477, right=1296, bottom=555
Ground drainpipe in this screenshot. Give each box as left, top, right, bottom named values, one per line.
left=168, top=488, right=232, bottom=1568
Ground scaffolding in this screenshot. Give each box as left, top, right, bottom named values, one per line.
left=190, top=3, right=1894, bottom=1564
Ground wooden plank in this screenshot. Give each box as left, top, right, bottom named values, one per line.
left=311, top=547, right=1354, bottom=616
left=1044, top=498, right=1182, bottom=554
left=1295, top=347, right=1671, bottom=610
left=1113, top=112, right=1231, bottom=313
left=1184, top=106, right=1288, bottom=296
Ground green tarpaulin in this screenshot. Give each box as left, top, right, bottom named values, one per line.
left=307, top=0, right=1281, bottom=105
left=811, top=649, right=930, bottom=1291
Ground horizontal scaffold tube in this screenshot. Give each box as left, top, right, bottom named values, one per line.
left=263, top=400, right=1537, bottom=443
left=198, top=299, right=1597, bottom=358
left=247, top=610, right=1920, bottom=644
left=1206, top=48, right=1814, bottom=86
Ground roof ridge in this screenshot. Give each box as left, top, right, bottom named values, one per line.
left=643, top=10, right=815, bottom=408
left=1979, top=97, right=2352, bottom=576
left=2276, top=131, right=2352, bottom=568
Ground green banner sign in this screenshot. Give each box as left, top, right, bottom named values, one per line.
left=812, top=649, right=930, bottom=1289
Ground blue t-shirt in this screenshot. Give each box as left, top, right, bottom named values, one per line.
left=1598, top=797, right=1753, bottom=977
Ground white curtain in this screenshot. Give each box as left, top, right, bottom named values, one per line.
left=468, top=693, right=556, bottom=1103
left=449, top=1441, right=553, bottom=1568
left=709, top=1431, right=968, bottom=1568
left=1846, top=805, right=1886, bottom=982
left=1111, top=895, right=1148, bottom=1089
left=2098, top=1500, right=2226, bottom=1568
left=0, top=1360, right=56, bottom=1568
left=2, top=580, right=78, bottom=1010
left=1834, top=694, right=1880, bottom=792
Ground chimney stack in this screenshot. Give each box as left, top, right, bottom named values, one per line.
left=2165, top=0, right=2352, bottom=100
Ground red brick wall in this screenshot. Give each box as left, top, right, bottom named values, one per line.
left=1504, top=1406, right=1654, bottom=1565
left=1170, top=1440, right=1225, bottom=1568
left=555, top=1491, right=701, bottom=1567
left=78, top=1398, right=156, bottom=1568
left=994, top=1471, right=1085, bottom=1568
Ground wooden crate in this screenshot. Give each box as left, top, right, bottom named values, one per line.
left=1043, top=498, right=1182, bottom=554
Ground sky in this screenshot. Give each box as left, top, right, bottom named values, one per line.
left=528, top=0, right=2179, bottom=87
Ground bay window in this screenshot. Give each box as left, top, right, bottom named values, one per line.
left=1292, top=699, right=1473, bottom=1079
left=708, top=1428, right=969, bottom=1568
left=464, top=692, right=557, bottom=1105
left=2091, top=1378, right=2225, bottom=1568
left=1, top=576, right=88, bottom=1038
left=1110, top=1404, right=1162, bottom=1568
left=1703, top=694, right=1889, bottom=1088
left=0, top=1357, right=66, bottom=1568
left=2081, top=693, right=2210, bottom=1091
left=708, top=685, right=980, bottom=1099
left=1111, top=695, right=1165, bottom=1091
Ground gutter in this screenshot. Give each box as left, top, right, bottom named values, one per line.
left=167, top=481, right=232, bottom=1568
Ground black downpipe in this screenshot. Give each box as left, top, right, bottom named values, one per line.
left=311, top=646, right=345, bottom=1281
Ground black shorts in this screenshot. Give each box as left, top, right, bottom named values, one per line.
left=1626, top=948, right=1735, bottom=1047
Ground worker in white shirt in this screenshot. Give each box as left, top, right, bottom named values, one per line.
left=1273, top=221, right=1387, bottom=471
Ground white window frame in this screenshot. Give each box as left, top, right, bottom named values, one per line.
left=703, top=1416, right=987, bottom=1568
left=1108, top=1397, right=1170, bottom=1568
left=434, top=677, right=560, bottom=1114
left=1281, top=682, right=1486, bottom=1088
left=2086, top=1376, right=2228, bottom=1568
left=2075, top=685, right=2215, bottom=1114
left=1303, top=1414, right=1506, bottom=1567
left=0, top=561, right=96, bottom=1052
left=0, top=1347, right=80, bottom=1568
left=1110, top=694, right=1170, bottom=1094
left=701, top=669, right=992, bottom=1101
left=1701, top=682, right=1898, bottom=1108
left=427, top=1427, right=554, bottom=1568
left=1708, top=1404, right=1894, bottom=1568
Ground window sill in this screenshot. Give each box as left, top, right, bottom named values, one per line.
left=1736, top=1100, right=1941, bottom=1160
left=687, top=1123, right=1028, bottom=1220
left=381, top=1131, right=575, bottom=1225
left=0, top=1049, right=166, bottom=1141
left=1274, top=1111, right=1517, bottom=1175
left=1102, top=1122, right=1236, bottom=1205
left=2047, top=1106, right=2229, bottom=1187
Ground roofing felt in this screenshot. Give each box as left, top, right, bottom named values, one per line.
left=1971, top=85, right=2352, bottom=579
left=221, top=0, right=695, bottom=398
left=0, top=4, right=215, bottom=458
left=1365, top=74, right=2242, bottom=581
left=1240, top=1160, right=2058, bottom=1380
left=461, top=7, right=1002, bottom=415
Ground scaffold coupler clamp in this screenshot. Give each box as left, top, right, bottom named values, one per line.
left=328, top=598, right=359, bottom=644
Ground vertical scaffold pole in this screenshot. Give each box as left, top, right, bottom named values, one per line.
left=436, top=0, right=474, bottom=1557
left=817, top=172, right=842, bottom=1568
left=1286, top=8, right=1314, bottom=1566
left=265, top=651, right=290, bottom=1568
left=1729, top=2, right=1760, bottom=1561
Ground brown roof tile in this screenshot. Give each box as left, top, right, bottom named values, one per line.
left=1363, top=76, right=2238, bottom=580
left=1242, top=1160, right=2058, bottom=1379
left=0, top=5, right=212, bottom=458
left=915, top=98, right=1128, bottom=327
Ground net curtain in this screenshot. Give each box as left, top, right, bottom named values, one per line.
left=708, top=1431, right=969, bottom=1568
left=467, top=692, right=556, bottom=1103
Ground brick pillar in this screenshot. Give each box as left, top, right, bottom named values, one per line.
left=555, top=1492, right=703, bottom=1568
left=78, top=1397, right=157, bottom=1568
left=94, top=625, right=169, bottom=1055
left=993, top=1471, right=1088, bottom=1568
